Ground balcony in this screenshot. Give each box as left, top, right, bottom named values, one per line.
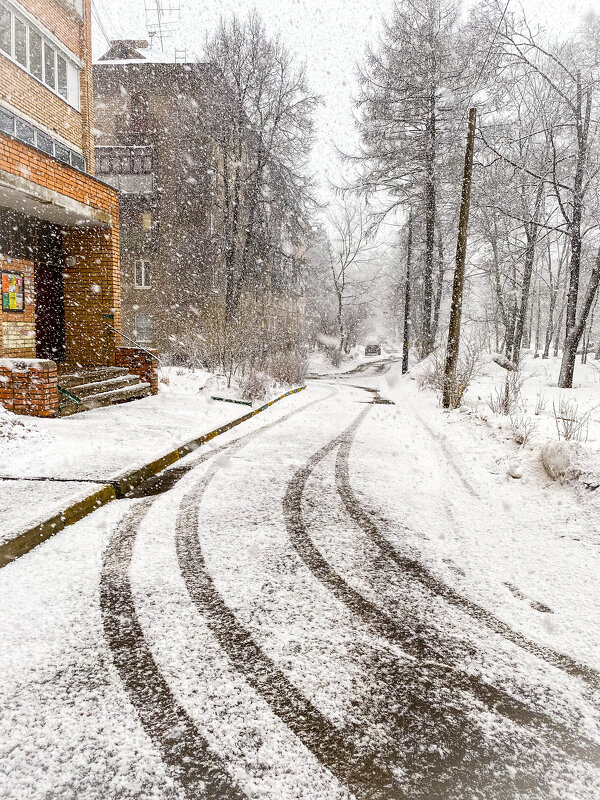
left=95, top=146, right=155, bottom=195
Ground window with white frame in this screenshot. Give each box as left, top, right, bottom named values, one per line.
left=0, top=1, right=80, bottom=109
left=134, top=260, right=151, bottom=288
left=134, top=314, right=152, bottom=343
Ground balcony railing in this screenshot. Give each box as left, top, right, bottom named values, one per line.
left=95, top=145, right=155, bottom=195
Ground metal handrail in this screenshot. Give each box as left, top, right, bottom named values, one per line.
left=105, top=322, right=161, bottom=363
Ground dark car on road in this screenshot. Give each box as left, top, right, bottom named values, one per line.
left=365, top=343, right=381, bottom=356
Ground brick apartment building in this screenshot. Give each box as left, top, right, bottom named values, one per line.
left=0, top=1, right=156, bottom=416
left=93, top=40, right=305, bottom=368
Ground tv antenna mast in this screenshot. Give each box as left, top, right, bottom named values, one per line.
left=144, top=0, right=181, bottom=52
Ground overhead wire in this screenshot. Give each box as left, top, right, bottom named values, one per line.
left=91, top=0, right=111, bottom=48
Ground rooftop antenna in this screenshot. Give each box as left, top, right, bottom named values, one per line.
left=144, top=0, right=181, bottom=52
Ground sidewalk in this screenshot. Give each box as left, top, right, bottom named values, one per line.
left=0, top=368, right=288, bottom=545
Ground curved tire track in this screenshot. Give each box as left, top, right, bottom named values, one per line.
left=100, top=393, right=332, bottom=800
left=282, top=410, right=600, bottom=774
left=174, top=418, right=401, bottom=800
left=101, top=497, right=246, bottom=800
left=337, top=406, right=600, bottom=693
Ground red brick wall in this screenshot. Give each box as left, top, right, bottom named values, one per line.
left=18, top=0, right=83, bottom=55
left=115, top=347, right=159, bottom=395
left=0, top=358, right=58, bottom=417
left=0, top=257, right=36, bottom=358
left=0, top=133, right=115, bottom=212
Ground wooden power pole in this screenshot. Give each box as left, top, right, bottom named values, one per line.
left=402, top=210, right=413, bottom=375
left=442, top=107, right=477, bottom=409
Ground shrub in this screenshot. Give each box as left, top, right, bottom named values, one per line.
left=267, top=349, right=308, bottom=385
left=241, top=371, right=268, bottom=403
left=488, top=367, right=526, bottom=416
left=552, top=397, right=595, bottom=442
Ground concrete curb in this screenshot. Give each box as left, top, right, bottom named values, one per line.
left=0, top=385, right=306, bottom=569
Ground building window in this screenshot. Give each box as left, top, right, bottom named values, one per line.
left=0, top=5, right=10, bottom=55
left=134, top=314, right=152, bottom=343
left=0, top=1, right=80, bottom=109
left=28, top=28, right=42, bottom=80
left=134, top=260, right=151, bottom=288
left=0, top=102, right=86, bottom=170
left=141, top=212, right=152, bottom=231
left=14, top=16, right=25, bottom=66
left=131, top=93, right=148, bottom=133
left=43, top=41, right=55, bottom=89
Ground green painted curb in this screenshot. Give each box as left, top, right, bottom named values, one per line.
left=0, top=385, right=306, bottom=568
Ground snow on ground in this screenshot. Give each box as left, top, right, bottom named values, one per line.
left=345, top=356, right=600, bottom=672
left=2, top=376, right=600, bottom=797
left=0, top=366, right=300, bottom=540
left=3, top=359, right=600, bottom=798
left=365, top=349, right=600, bottom=490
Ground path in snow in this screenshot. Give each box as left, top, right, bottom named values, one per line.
left=1, top=368, right=600, bottom=799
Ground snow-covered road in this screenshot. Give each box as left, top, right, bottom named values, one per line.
left=2, top=362, right=600, bottom=799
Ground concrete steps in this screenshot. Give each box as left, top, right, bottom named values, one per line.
left=58, top=367, right=152, bottom=416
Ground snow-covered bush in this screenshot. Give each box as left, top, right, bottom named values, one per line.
left=509, top=414, right=537, bottom=446
left=552, top=396, right=595, bottom=442
left=241, top=371, right=268, bottom=403
left=541, top=441, right=572, bottom=480
left=267, top=350, right=308, bottom=385
left=488, top=367, right=526, bottom=416
left=419, top=339, right=484, bottom=406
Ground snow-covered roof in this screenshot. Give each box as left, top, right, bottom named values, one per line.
left=96, top=39, right=188, bottom=65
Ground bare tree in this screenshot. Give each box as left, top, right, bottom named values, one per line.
left=328, top=199, right=380, bottom=361
left=354, top=0, right=472, bottom=357
left=206, top=12, right=320, bottom=327
left=492, top=13, right=600, bottom=386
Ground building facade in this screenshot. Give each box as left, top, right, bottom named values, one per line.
left=94, top=40, right=305, bottom=369
left=93, top=42, right=227, bottom=364
left=0, top=0, right=127, bottom=415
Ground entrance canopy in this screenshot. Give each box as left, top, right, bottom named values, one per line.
left=0, top=167, right=113, bottom=229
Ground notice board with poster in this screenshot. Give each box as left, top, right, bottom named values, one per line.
left=1, top=271, right=25, bottom=312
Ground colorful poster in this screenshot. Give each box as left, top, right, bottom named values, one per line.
left=1, top=271, right=25, bottom=312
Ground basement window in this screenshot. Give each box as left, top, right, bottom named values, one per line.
left=134, top=314, right=152, bottom=343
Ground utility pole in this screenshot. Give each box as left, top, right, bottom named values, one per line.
left=402, top=210, right=413, bottom=374
left=442, top=107, right=476, bottom=409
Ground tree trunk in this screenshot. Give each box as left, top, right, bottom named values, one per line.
left=443, top=108, right=476, bottom=409
left=511, top=230, right=536, bottom=363
left=421, top=88, right=436, bottom=357
left=534, top=282, right=541, bottom=357
left=431, top=228, right=444, bottom=344
left=559, top=250, right=600, bottom=387
left=402, top=212, right=413, bottom=374
left=559, top=75, right=589, bottom=387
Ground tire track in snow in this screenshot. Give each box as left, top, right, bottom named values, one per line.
left=100, top=392, right=333, bottom=800
left=283, top=410, right=600, bottom=782
left=101, top=497, right=247, bottom=800
left=174, top=419, right=401, bottom=800
left=369, top=400, right=600, bottom=692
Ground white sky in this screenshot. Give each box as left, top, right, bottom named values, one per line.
left=91, top=0, right=596, bottom=202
